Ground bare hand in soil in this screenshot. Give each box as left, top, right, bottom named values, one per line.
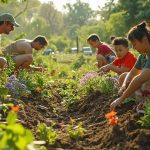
left=110, top=97, right=123, bottom=110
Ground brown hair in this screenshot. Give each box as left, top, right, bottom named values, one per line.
left=110, top=35, right=116, bottom=42
left=127, top=21, right=150, bottom=42
left=33, top=35, right=48, bottom=46
left=87, top=34, right=100, bottom=42
left=112, top=37, right=128, bottom=48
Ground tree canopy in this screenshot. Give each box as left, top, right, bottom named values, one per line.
left=0, top=0, right=149, bottom=52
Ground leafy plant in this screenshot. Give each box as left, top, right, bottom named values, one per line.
left=37, top=122, right=57, bottom=144
left=58, top=79, right=80, bottom=107
left=71, top=55, right=86, bottom=70
left=81, top=75, right=114, bottom=96
left=138, top=100, right=150, bottom=127
left=58, top=70, right=68, bottom=78
left=5, top=55, right=15, bottom=76
left=0, top=103, right=13, bottom=115
left=18, top=70, right=38, bottom=91
left=0, top=111, right=34, bottom=150
left=18, top=70, right=52, bottom=95
left=0, top=87, right=9, bottom=100
left=66, top=118, right=86, bottom=139
left=0, top=71, right=9, bottom=100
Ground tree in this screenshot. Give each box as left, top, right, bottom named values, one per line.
left=64, top=0, right=93, bottom=27
left=98, top=0, right=116, bottom=21
left=0, top=0, right=26, bottom=3
left=39, top=2, right=65, bottom=35
left=105, top=11, right=127, bottom=37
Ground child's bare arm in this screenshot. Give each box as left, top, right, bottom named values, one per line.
left=111, top=68, right=150, bottom=109
left=122, top=68, right=140, bottom=88
left=109, top=65, right=129, bottom=75
left=100, top=64, right=111, bottom=72
left=118, top=68, right=140, bottom=95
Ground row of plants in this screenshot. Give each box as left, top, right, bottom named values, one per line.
left=0, top=53, right=150, bottom=149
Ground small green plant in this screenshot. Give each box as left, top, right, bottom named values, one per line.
left=18, top=70, right=50, bottom=91
left=58, top=79, right=80, bottom=107
left=18, top=70, right=37, bottom=91
left=67, top=118, right=86, bottom=139
left=0, top=71, right=9, bottom=101
left=0, top=111, right=34, bottom=150
left=98, top=76, right=114, bottom=94
left=5, top=55, right=15, bottom=76
left=138, top=100, right=150, bottom=127
left=0, top=87, right=9, bottom=100
left=37, top=122, right=57, bottom=144
left=71, top=55, right=86, bottom=70
left=81, top=75, right=114, bottom=96
left=123, top=96, right=136, bottom=104
left=58, top=70, right=68, bottom=78
left=41, top=89, right=52, bottom=98
left=0, top=103, right=13, bottom=115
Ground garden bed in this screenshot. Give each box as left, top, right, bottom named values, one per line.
left=18, top=89, right=150, bottom=150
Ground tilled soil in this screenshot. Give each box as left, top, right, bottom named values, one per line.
left=17, top=89, right=150, bottom=150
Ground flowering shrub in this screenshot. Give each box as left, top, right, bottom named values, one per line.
left=80, top=74, right=114, bottom=96
left=6, top=75, right=30, bottom=99
left=80, top=71, right=98, bottom=85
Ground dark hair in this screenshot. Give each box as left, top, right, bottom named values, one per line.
left=87, top=34, right=100, bottom=42
left=33, top=35, right=48, bottom=46
left=112, top=37, right=128, bottom=48
left=0, top=21, right=4, bottom=25
left=0, top=21, right=12, bottom=26
left=127, top=21, right=150, bottom=42
left=110, top=35, right=116, bottom=42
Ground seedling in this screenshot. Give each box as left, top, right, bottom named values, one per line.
left=66, top=118, right=86, bottom=139
left=37, top=122, right=57, bottom=144
left=138, top=100, right=150, bottom=127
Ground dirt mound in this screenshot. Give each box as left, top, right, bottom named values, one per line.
left=18, top=90, right=150, bottom=150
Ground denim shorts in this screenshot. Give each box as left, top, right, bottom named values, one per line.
left=105, top=55, right=115, bottom=63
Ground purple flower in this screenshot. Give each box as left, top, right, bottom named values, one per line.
left=9, top=75, right=16, bottom=81
left=80, top=72, right=98, bottom=85
left=6, top=83, right=13, bottom=90
left=21, top=84, right=27, bottom=89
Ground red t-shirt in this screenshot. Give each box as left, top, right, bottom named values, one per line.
left=97, top=43, right=113, bottom=56
left=112, top=52, right=137, bottom=70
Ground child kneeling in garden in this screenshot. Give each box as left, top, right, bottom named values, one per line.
left=111, top=21, right=150, bottom=112
left=100, top=37, right=137, bottom=76
left=87, top=34, right=115, bottom=68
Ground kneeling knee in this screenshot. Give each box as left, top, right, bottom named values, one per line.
left=26, top=54, right=33, bottom=63
left=0, top=57, right=7, bottom=68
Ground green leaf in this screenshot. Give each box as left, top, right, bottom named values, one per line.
left=6, top=111, right=17, bottom=125
left=0, top=87, right=8, bottom=96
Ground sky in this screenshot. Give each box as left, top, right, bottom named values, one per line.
left=39, top=0, right=107, bottom=12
